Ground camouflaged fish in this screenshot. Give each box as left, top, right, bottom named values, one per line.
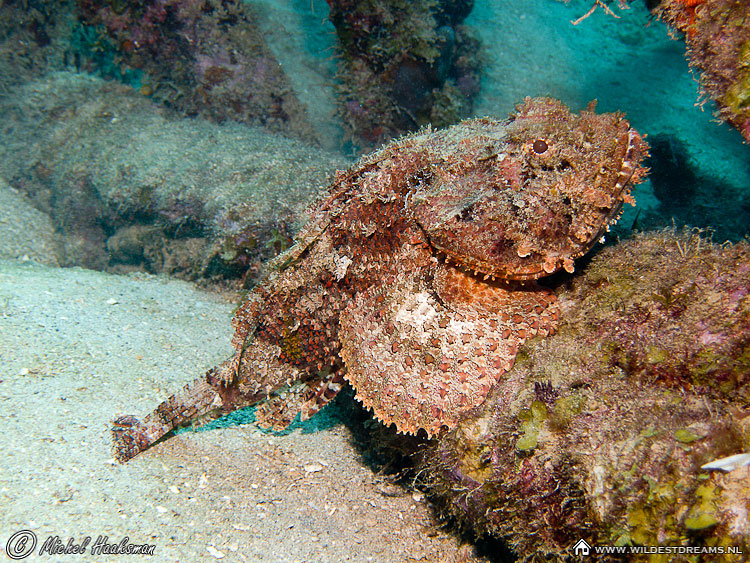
left=113, top=97, right=648, bottom=462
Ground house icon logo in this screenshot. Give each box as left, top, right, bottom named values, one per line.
left=573, top=538, right=591, bottom=556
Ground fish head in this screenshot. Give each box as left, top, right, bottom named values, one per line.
left=413, top=96, right=649, bottom=280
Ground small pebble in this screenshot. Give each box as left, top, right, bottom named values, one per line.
left=206, top=545, right=225, bottom=559
left=304, top=462, right=324, bottom=473
left=375, top=482, right=402, bottom=497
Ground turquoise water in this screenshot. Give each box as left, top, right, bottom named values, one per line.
left=465, top=0, right=749, bottom=241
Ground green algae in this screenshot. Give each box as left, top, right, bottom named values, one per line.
left=548, top=393, right=587, bottom=431
left=723, top=40, right=750, bottom=114
left=683, top=483, right=719, bottom=530
left=646, top=346, right=669, bottom=365
left=516, top=400, right=547, bottom=452
left=674, top=428, right=702, bottom=444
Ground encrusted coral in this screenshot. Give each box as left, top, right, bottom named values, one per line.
left=76, top=0, right=316, bottom=142
left=423, top=229, right=750, bottom=561
left=326, top=0, right=481, bottom=147
left=655, top=0, right=750, bottom=143
left=0, top=0, right=75, bottom=88
left=111, top=97, right=647, bottom=462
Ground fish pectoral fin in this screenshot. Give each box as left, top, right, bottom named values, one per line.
left=254, top=369, right=346, bottom=431
left=338, top=264, right=559, bottom=437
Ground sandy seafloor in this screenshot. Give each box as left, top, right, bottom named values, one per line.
left=2, top=0, right=750, bottom=562
left=0, top=258, right=485, bottom=563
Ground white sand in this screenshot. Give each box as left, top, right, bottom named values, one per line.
left=0, top=259, right=485, bottom=562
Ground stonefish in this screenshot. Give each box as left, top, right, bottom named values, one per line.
left=113, top=97, right=647, bottom=461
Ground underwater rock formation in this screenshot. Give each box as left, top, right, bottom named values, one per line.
left=0, top=0, right=75, bottom=89
left=424, top=229, right=750, bottom=561
left=655, top=0, right=750, bottom=143
left=75, top=0, right=317, bottom=143
left=326, top=0, right=481, bottom=148
left=111, top=96, right=647, bottom=462
left=0, top=73, right=347, bottom=283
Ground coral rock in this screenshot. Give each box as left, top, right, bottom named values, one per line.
left=112, top=97, right=647, bottom=462
left=76, top=0, right=316, bottom=143
left=656, top=0, right=750, bottom=143
left=327, top=0, right=482, bottom=146
left=423, top=230, right=750, bottom=561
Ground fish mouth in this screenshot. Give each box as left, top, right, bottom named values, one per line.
left=433, top=249, right=546, bottom=283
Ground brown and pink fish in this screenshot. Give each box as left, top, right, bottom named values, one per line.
left=113, top=97, right=648, bottom=462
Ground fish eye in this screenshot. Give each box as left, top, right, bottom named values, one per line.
left=532, top=139, right=549, bottom=154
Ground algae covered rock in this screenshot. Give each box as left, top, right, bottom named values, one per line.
left=327, top=0, right=481, bottom=147
left=423, top=230, right=750, bottom=561
left=0, top=72, right=348, bottom=283
left=0, top=0, right=75, bottom=89
left=76, top=0, right=317, bottom=143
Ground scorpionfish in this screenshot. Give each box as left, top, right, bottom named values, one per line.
left=113, top=97, right=648, bottom=461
